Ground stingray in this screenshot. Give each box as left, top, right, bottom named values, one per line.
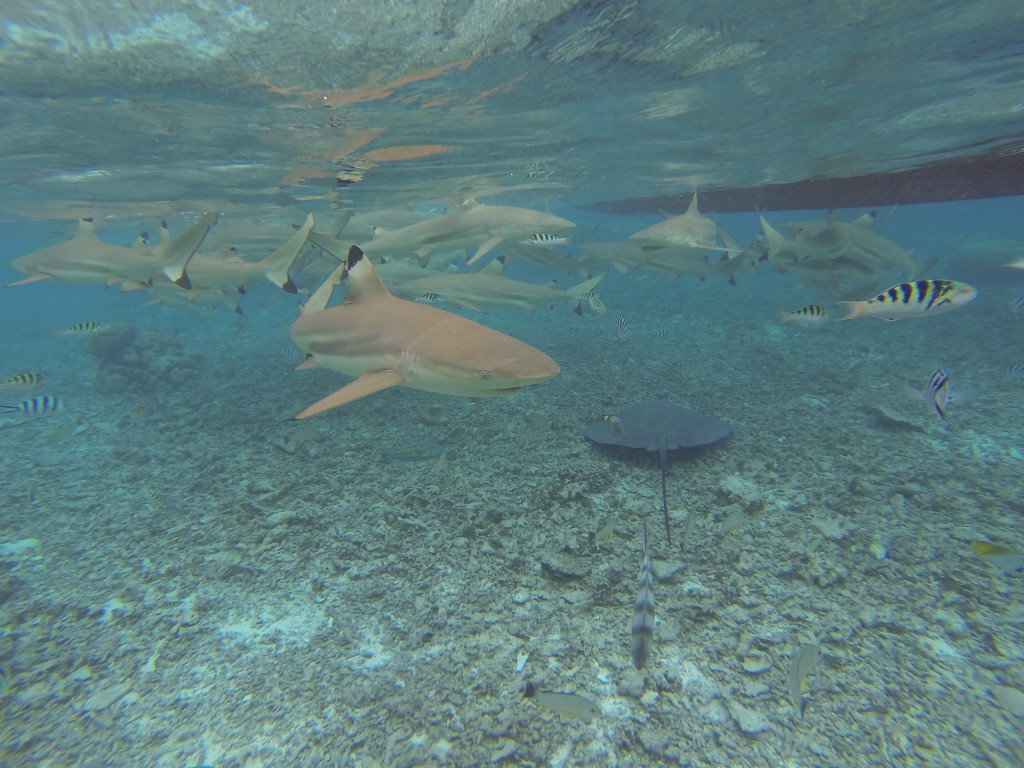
left=584, top=399, right=731, bottom=547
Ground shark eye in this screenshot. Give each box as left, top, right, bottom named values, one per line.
left=479, top=370, right=491, bottom=380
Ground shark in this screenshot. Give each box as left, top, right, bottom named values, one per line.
left=629, top=192, right=736, bottom=256
left=289, top=243, right=560, bottom=418
left=392, top=256, right=606, bottom=312
left=170, top=213, right=313, bottom=294
left=7, top=214, right=216, bottom=289
left=356, top=199, right=575, bottom=267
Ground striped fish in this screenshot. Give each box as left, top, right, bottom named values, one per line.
left=927, top=367, right=950, bottom=418
left=1007, top=362, right=1024, bottom=380
left=838, top=279, right=976, bottom=321
left=615, top=314, right=628, bottom=339
left=55, top=321, right=109, bottom=336
left=1, top=395, right=63, bottom=416
left=631, top=520, right=656, bottom=671
left=780, top=304, right=829, bottom=326
left=654, top=328, right=668, bottom=338
left=573, top=291, right=606, bottom=317
left=0, top=373, right=45, bottom=390
left=1010, top=296, right=1024, bottom=314
left=518, top=233, right=570, bottom=247
left=419, top=293, right=443, bottom=303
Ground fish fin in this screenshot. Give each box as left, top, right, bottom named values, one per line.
left=523, top=682, right=538, bottom=700
left=294, top=356, right=319, bottom=371
left=574, top=302, right=583, bottom=316
left=344, top=245, right=391, bottom=303
left=836, top=301, right=866, bottom=320
left=73, top=218, right=100, bottom=241
left=466, top=234, right=503, bottom=266
left=161, top=212, right=217, bottom=287
left=261, top=213, right=312, bottom=292
left=292, top=370, right=406, bottom=419
left=6, top=273, right=54, bottom=287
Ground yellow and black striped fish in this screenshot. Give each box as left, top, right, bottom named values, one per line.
left=0, top=373, right=45, bottom=390
left=839, top=280, right=977, bottom=321
left=780, top=304, right=829, bottom=326
left=518, top=233, right=570, bottom=247
left=55, top=321, right=109, bottom=336
left=573, top=291, right=606, bottom=317
left=1, top=395, right=63, bottom=416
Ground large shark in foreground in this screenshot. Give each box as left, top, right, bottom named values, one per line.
left=289, top=244, right=560, bottom=418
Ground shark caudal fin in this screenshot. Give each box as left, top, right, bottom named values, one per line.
left=260, top=213, right=313, bottom=294
left=159, top=213, right=218, bottom=289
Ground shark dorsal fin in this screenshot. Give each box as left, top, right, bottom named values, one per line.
left=74, top=218, right=99, bottom=241
left=343, top=245, right=391, bottom=304
left=686, top=191, right=700, bottom=214
left=479, top=258, right=505, bottom=275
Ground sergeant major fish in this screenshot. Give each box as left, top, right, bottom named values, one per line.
left=838, top=279, right=976, bottom=321
left=0, top=373, right=45, bottom=390
left=780, top=304, right=829, bottom=326
left=1, top=395, right=63, bottom=416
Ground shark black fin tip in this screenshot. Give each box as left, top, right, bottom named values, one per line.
left=175, top=275, right=192, bottom=290
left=282, top=278, right=297, bottom=294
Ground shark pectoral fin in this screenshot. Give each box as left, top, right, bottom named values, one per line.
left=466, top=235, right=503, bottom=266
left=119, top=280, right=149, bottom=293
left=293, top=370, right=406, bottom=419
left=161, top=212, right=217, bottom=287
left=294, top=356, right=319, bottom=371
left=6, top=274, right=53, bottom=287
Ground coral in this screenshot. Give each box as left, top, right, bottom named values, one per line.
left=88, top=327, right=203, bottom=395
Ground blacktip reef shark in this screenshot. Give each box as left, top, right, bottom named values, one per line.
left=7, top=214, right=217, bottom=290
left=160, top=213, right=313, bottom=294
left=355, top=198, right=575, bottom=267
left=392, top=256, right=607, bottom=313
left=629, top=192, right=738, bottom=257
left=289, top=243, right=560, bottom=418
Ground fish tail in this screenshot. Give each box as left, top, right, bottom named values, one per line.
left=631, top=520, right=656, bottom=671
left=523, top=682, right=538, bottom=700
left=836, top=301, right=866, bottom=320
left=261, top=213, right=313, bottom=293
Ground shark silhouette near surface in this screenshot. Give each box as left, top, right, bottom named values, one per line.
left=289, top=243, right=560, bottom=418
left=8, top=214, right=216, bottom=290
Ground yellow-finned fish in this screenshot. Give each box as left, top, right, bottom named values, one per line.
left=1, top=395, right=63, bottom=416
left=780, top=304, right=829, bottom=326
left=838, top=279, right=976, bottom=321
left=523, top=682, right=599, bottom=722
left=971, top=541, right=1024, bottom=573
left=0, top=373, right=45, bottom=390
left=55, top=321, right=109, bottom=336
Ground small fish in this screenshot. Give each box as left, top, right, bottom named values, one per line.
left=654, top=328, right=668, bottom=338
left=927, top=367, right=951, bottom=419
left=130, top=405, right=145, bottom=423
left=380, top=443, right=444, bottom=462
left=1009, top=296, right=1024, bottom=314
left=419, top=293, right=443, bottom=303
left=1006, top=362, right=1024, bottom=380
left=573, top=291, right=606, bottom=317
left=600, top=413, right=625, bottom=437
left=55, top=321, right=109, bottom=336
left=0, top=667, right=7, bottom=697
left=631, top=520, right=656, bottom=671
left=1, top=395, right=63, bottom=416
left=279, top=344, right=301, bottom=363
left=971, top=541, right=1024, bottom=573
left=780, top=304, right=829, bottom=326
left=868, top=538, right=889, bottom=560
left=615, top=314, right=628, bottom=339
left=589, top=518, right=619, bottom=546
left=0, top=373, right=45, bottom=390
left=523, top=682, right=599, bottom=722
left=789, top=643, right=822, bottom=719
left=1005, top=257, right=1024, bottom=270
left=719, top=508, right=747, bottom=536
left=519, top=233, right=570, bottom=247
left=838, top=279, right=977, bottom=321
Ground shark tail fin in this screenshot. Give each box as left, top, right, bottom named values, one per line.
left=160, top=213, right=218, bottom=289
left=566, top=271, right=607, bottom=299
left=261, top=213, right=313, bottom=293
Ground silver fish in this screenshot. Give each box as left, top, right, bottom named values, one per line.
left=631, top=520, right=656, bottom=671
left=789, top=643, right=822, bottom=719
left=523, top=681, right=599, bottom=722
